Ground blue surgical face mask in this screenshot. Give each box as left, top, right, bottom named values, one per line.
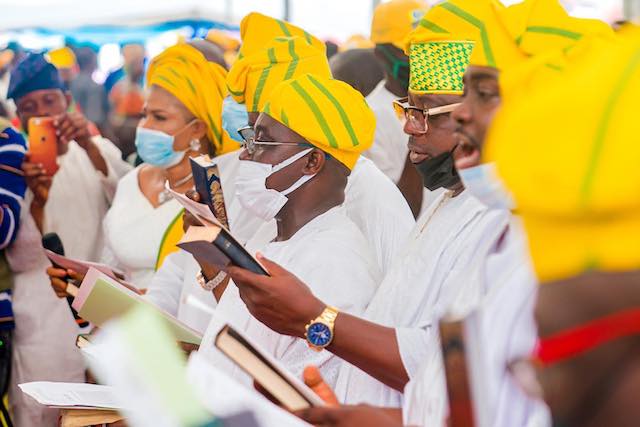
left=458, top=162, right=515, bottom=210
left=135, top=121, right=198, bottom=168
left=222, top=96, right=249, bottom=143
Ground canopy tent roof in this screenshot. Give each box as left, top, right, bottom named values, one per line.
left=1, top=0, right=236, bottom=31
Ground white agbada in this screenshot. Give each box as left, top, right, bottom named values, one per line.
left=334, top=190, right=510, bottom=407
left=363, top=81, right=409, bottom=184
left=101, top=165, right=182, bottom=289
left=197, top=206, right=381, bottom=389
left=6, top=211, right=84, bottom=427
left=144, top=249, right=215, bottom=334
left=402, top=219, right=550, bottom=427
left=31, top=138, right=131, bottom=261
left=146, top=152, right=414, bottom=325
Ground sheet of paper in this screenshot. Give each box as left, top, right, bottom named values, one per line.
left=165, top=186, right=225, bottom=229
left=44, top=250, right=125, bottom=280
left=18, top=382, right=121, bottom=409
left=187, top=353, right=310, bottom=427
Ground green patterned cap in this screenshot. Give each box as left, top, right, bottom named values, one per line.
left=409, top=41, right=475, bottom=94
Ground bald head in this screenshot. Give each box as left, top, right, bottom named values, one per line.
left=188, top=39, right=228, bottom=70
left=330, top=48, right=384, bottom=97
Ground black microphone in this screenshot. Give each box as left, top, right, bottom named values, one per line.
left=41, top=233, right=90, bottom=330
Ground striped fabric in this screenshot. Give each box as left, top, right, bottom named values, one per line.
left=486, top=30, right=640, bottom=282
left=236, top=12, right=325, bottom=60
left=0, top=123, right=27, bottom=250
left=146, top=44, right=239, bottom=156
left=227, top=36, right=331, bottom=113
left=261, top=74, right=375, bottom=170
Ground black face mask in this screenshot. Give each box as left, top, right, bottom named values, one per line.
left=414, top=148, right=460, bottom=191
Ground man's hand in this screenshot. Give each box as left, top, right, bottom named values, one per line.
left=54, top=112, right=92, bottom=148
left=295, top=405, right=402, bottom=427
left=226, top=254, right=325, bottom=338
left=182, top=190, right=203, bottom=232
left=46, top=267, right=85, bottom=298
left=22, top=155, right=52, bottom=206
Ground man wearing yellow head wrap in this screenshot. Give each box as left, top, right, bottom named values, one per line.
left=208, top=1, right=510, bottom=419
left=200, top=73, right=384, bottom=391
left=221, top=13, right=414, bottom=277
left=365, top=0, right=429, bottom=215
left=486, top=29, right=640, bottom=427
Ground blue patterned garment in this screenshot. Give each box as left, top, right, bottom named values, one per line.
left=0, top=122, right=27, bottom=249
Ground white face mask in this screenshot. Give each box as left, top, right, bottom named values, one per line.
left=235, top=148, right=316, bottom=221
left=458, top=162, right=515, bottom=210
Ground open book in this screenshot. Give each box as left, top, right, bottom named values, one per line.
left=178, top=225, right=268, bottom=276
left=190, top=155, right=230, bottom=229
left=215, top=324, right=325, bottom=412
left=72, top=268, right=202, bottom=345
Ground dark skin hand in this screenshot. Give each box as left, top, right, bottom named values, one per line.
left=226, top=254, right=409, bottom=391
left=295, top=405, right=402, bottom=427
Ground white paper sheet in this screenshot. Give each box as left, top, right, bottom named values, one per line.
left=18, top=382, right=121, bottom=410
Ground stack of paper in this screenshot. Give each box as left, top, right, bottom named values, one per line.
left=18, top=381, right=120, bottom=410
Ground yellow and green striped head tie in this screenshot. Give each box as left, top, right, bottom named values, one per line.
left=227, top=36, right=331, bottom=113
left=409, top=40, right=475, bottom=94
left=261, top=73, right=375, bottom=170
left=147, top=43, right=239, bottom=155
left=237, top=12, right=326, bottom=60
left=485, top=30, right=640, bottom=282
left=467, top=0, right=613, bottom=70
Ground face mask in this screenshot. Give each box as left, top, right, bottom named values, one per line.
left=459, top=162, right=515, bottom=210
left=222, top=97, right=249, bottom=143
left=378, top=45, right=409, bottom=90
left=135, top=122, right=198, bottom=168
left=414, top=148, right=460, bottom=191
left=236, top=148, right=315, bottom=221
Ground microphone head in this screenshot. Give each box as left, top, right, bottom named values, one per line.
left=42, top=232, right=64, bottom=256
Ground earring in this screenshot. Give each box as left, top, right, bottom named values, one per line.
left=190, top=139, right=201, bottom=152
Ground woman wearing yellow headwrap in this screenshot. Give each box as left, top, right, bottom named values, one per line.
left=47, top=41, right=233, bottom=301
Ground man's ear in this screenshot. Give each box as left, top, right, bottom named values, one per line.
left=304, top=149, right=326, bottom=175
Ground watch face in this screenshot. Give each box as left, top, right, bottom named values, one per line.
left=307, top=322, right=332, bottom=347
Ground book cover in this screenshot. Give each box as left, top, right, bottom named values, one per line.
left=178, top=226, right=268, bottom=276
left=190, top=156, right=229, bottom=229
left=215, top=324, right=325, bottom=412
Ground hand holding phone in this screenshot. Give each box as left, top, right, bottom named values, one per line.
left=27, top=117, right=59, bottom=176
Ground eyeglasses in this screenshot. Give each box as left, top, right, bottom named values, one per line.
left=392, top=97, right=461, bottom=133
left=237, top=125, right=307, bottom=156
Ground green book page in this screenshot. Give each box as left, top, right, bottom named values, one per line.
left=119, top=306, right=216, bottom=427
left=78, top=278, right=202, bottom=345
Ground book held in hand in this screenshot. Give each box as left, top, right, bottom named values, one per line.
left=190, top=155, right=230, bottom=229
left=215, top=324, right=325, bottom=412
left=178, top=225, right=268, bottom=276
left=72, top=268, right=202, bottom=345
left=44, top=250, right=126, bottom=282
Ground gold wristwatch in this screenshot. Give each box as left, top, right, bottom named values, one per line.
left=305, top=306, right=339, bottom=351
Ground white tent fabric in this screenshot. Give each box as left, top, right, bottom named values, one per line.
left=0, top=0, right=231, bottom=31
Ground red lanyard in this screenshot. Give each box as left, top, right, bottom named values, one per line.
left=536, top=308, right=640, bottom=365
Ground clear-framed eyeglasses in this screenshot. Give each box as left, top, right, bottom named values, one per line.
left=237, top=125, right=307, bottom=156
left=392, top=97, right=461, bottom=133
